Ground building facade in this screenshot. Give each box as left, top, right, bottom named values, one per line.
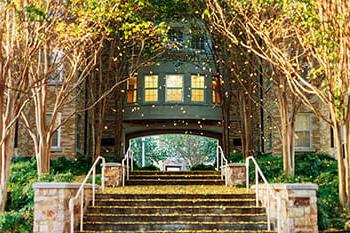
left=13, top=22, right=336, bottom=160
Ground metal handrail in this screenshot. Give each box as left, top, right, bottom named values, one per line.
left=122, top=147, right=133, bottom=186
left=69, top=156, right=106, bottom=233
left=246, top=156, right=281, bottom=232
left=217, top=146, right=228, bottom=181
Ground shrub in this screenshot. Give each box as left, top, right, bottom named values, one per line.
left=250, top=153, right=348, bottom=230
left=227, top=152, right=244, bottom=163
left=137, top=164, right=160, bottom=171
left=190, top=164, right=215, bottom=170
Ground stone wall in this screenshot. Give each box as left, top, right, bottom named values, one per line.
left=252, top=183, right=318, bottom=233
left=16, top=85, right=80, bottom=158
left=32, top=182, right=96, bottom=233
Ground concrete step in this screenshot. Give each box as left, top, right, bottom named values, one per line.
left=125, top=179, right=225, bottom=185
left=83, top=221, right=270, bottom=231
left=94, top=198, right=256, bottom=206
left=95, top=193, right=256, bottom=199
left=130, top=171, right=219, bottom=175
left=84, top=213, right=268, bottom=223
left=87, top=205, right=266, bottom=215
left=79, top=230, right=275, bottom=233
left=129, top=174, right=221, bottom=180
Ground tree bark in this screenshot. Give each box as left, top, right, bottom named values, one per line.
left=0, top=129, right=14, bottom=211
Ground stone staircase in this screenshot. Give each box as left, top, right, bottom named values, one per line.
left=126, top=170, right=225, bottom=185
left=80, top=171, right=274, bottom=233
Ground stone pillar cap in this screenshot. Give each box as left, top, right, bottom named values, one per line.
left=226, top=163, right=245, bottom=167
left=32, top=182, right=99, bottom=189
left=104, top=162, right=122, bottom=167
left=252, top=183, right=318, bottom=190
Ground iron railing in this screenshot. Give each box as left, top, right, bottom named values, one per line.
left=217, top=145, right=228, bottom=181
left=246, top=156, right=281, bottom=232
left=122, top=147, right=133, bottom=186
left=69, top=156, right=106, bottom=233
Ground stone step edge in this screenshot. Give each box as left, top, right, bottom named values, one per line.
left=83, top=221, right=269, bottom=225
left=85, top=213, right=267, bottom=217
left=95, top=198, right=256, bottom=202
left=79, top=230, right=275, bottom=233
left=89, top=205, right=265, bottom=209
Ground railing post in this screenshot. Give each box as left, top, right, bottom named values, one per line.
left=220, top=149, right=224, bottom=180
left=246, top=158, right=249, bottom=189
left=255, top=166, right=259, bottom=206
left=216, top=143, right=219, bottom=170
left=126, top=151, right=130, bottom=181
left=131, top=151, right=134, bottom=171
left=80, top=190, right=84, bottom=231
left=101, top=159, right=105, bottom=192
left=92, top=167, right=96, bottom=207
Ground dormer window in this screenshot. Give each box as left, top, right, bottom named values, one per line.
left=191, top=75, right=205, bottom=102
left=168, top=28, right=184, bottom=49
left=165, top=75, right=184, bottom=102
left=191, top=34, right=206, bottom=50
left=144, top=75, right=158, bottom=102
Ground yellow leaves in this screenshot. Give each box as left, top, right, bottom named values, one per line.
left=102, top=185, right=253, bottom=195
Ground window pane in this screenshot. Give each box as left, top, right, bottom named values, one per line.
left=295, top=131, right=311, bottom=147
left=295, top=114, right=310, bottom=130
left=191, top=89, right=204, bottom=102
left=145, top=75, right=158, bottom=88
left=127, top=77, right=137, bottom=90
left=191, top=75, right=205, bottom=88
left=145, top=89, right=158, bottom=102
left=52, top=131, right=59, bottom=147
left=127, top=90, right=137, bottom=103
left=127, top=77, right=137, bottom=103
left=166, top=89, right=183, bottom=102
left=212, top=79, right=221, bottom=104
left=166, top=75, right=183, bottom=88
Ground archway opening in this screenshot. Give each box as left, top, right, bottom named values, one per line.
left=130, top=134, right=218, bottom=171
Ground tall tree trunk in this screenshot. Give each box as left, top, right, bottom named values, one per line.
left=239, top=91, right=250, bottom=158
left=0, top=130, right=15, bottom=211
left=333, top=123, right=349, bottom=207
left=278, top=87, right=294, bottom=176
left=36, top=135, right=51, bottom=175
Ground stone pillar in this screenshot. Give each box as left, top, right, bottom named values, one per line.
left=252, top=183, right=318, bottom=233
left=104, top=162, right=123, bottom=187
left=224, top=163, right=246, bottom=186
left=32, top=182, right=96, bottom=233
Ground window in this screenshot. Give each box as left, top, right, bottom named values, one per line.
left=191, top=34, right=206, bottom=50
left=46, top=113, right=62, bottom=149
left=166, top=75, right=184, bottom=102
left=212, top=78, right=221, bottom=104
left=168, top=28, right=184, bottom=48
left=191, top=75, right=205, bottom=102
left=295, top=113, right=312, bottom=149
left=144, top=75, right=158, bottom=102
left=127, top=77, right=137, bottom=103
left=48, top=49, right=64, bottom=84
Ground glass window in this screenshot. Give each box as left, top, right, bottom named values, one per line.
left=191, top=34, right=206, bottom=50
left=127, top=77, right=137, bottom=103
left=46, top=113, right=61, bottom=148
left=166, top=75, right=184, bottom=102
left=295, top=113, right=311, bottom=148
left=191, top=75, right=205, bottom=102
left=212, top=78, right=221, bottom=104
left=48, top=49, right=64, bottom=84
left=144, top=75, right=158, bottom=102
